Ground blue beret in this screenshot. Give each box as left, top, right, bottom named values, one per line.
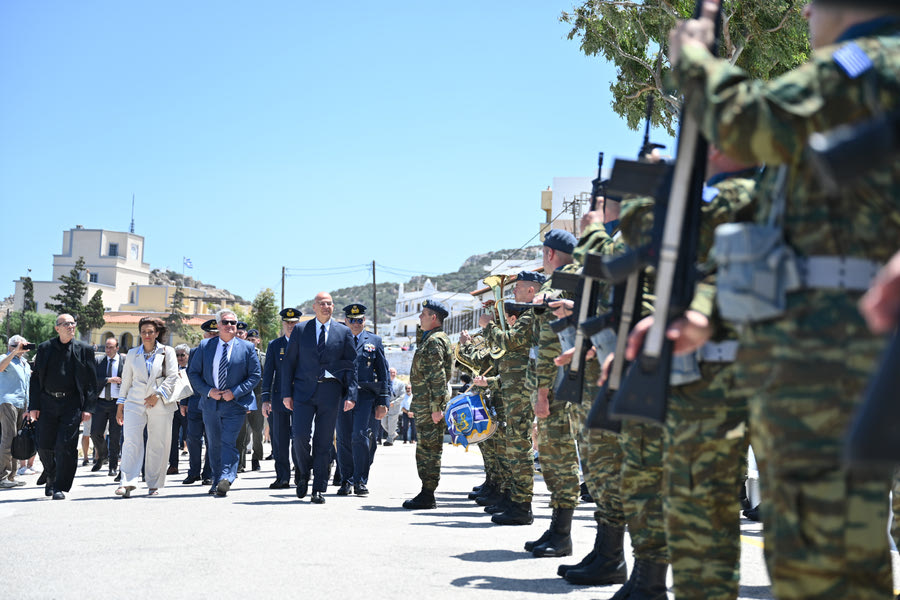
left=280, top=307, right=302, bottom=321
left=422, top=299, right=449, bottom=320
left=517, top=271, right=546, bottom=284
left=543, top=229, right=576, bottom=254
left=343, top=303, right=367, bottom=318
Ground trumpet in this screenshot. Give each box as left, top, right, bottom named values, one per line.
left=482, top=275, right=509, bottom=360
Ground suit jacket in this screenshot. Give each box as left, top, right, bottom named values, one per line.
left=28, top=337, right=98, bottom=413
left=261, top=335, right=290, bottom=409
left=95, top=353, right=125, bottom=400
left=353, top=330, right=390, bottom=407
left=181, top=346, right=202, bottom=410
left=187, top=336, right=261, bottom=412
left=281, top=319, right=358, bottom=406
left=118, top=344, right=180, bottom=412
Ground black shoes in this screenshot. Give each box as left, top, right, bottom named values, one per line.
left=166, top=466, right=179, bottom=475
left=52, top=491, right=65, bottom=500
left=91, top=462, right=102, bottom=472
left=610, top=560, right=668, bottom=600
left=37, top=472, right=47, bottom=486
left=563, top=523, right=628, bottom=585
left=524, top=529, right=552, bottom=552
left=269, top=480, right=290, bottom=489
left=265, top=454, right=273, bottom=460
left=296, top=478, right=309, bottom=499
left=337, top=482, right=351, bottom=496
left=183, top=475, right=201, bottom=485
left=215, top=480, right=231, bottom=497
left=402, top=489, right=436, bottom=510
left=532, top=508, right=574, bottom=558
left=311, top=492, right=325, bottom=504
left=251, top=459, right=260, bottom=471
left=354, top=484, right=369, bottom=496
left=208, top=485, right=217, bottom=495
left=108, top=467, right=117, bottom=477
left=491, top=501, right=534, bottom=525
left=383, top=441, right=393, bottom=447
left=114, top=472, right=122, bottom=483
left=81, top=458, right=89, bottom=467
left=44, top=482, right=53, bottom=497
left=202, top=478, right=213, bottom=486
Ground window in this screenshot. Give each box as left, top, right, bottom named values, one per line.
left=109, top=243, right=118, bottom=257
left=89, top=273, right=98, bottom=283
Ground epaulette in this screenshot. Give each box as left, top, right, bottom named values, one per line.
left=833, top=42, right=873, bottom=78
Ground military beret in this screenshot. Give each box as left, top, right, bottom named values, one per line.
left=246, top=328, right=260, bottom=338
left=543, top=229, right=576, bottom=254
left=236, top=321, right=248, bottom=330
left=343, top=303, right=367, bottom=319
left=422, top=299, right=449, bottom=320
left=516, top=270, right=546, bottom=284
left=280, top=307, right=302, bottom=322
left=200, top=319, right=218, bottom=333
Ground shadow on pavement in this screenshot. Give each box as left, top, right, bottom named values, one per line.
left=450, top=575, right=579, bottom=594
left=453, top=549, right=527, bottom=563
left=411, top=519, right=496, bottom=529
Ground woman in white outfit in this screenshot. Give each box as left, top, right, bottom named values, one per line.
left=114, top=317, right=179, bottom=497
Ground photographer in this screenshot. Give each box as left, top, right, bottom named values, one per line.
left=0, top=335, right=33, bottom=488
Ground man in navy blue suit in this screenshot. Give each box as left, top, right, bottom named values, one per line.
left=282, top=292, right=358, bottom=504
left=336, top=303, right=390, bottom=497
left=261, top=307, right=302, bottom=489
left=187, top=309, right=261, bottom=497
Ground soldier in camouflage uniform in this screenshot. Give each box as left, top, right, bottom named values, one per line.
left=524, top=229, right=581, bottom=558
left=402, top=299, right=453, bottom=510
left=660, top=1, right=900, bottom=597
left=483, top=271, right=544, bottom=526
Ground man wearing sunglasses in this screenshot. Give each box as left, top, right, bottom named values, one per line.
left=27, top=314, right=99, bottom=500
left=187, top=309, right=261, bottom=497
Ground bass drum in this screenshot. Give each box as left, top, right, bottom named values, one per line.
left=444, top=391, right=498, bottom=448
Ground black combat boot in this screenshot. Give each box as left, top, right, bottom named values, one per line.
left=484, top=490, right=511, bottom=514
left=491, top=501, right=534, bottom=526
left=564, top=523, right=628, bottom=585
left=402, top=488, right=436, bottom=510
left=623, top=560, right=667, bottom=600
left=475, top=482, right=503, bottom=507
left=468, top=477, right=489, bottom=500
left=531, top=507, right=574, bottom=557
left=558, top=520, right=601, bottom=577
left=524, top=526, right=552, bottom=552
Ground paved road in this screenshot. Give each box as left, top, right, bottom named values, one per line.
left=1, top=440, right=888, bottom=600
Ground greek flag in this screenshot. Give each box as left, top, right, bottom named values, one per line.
left=183, top=257, right=193, bottom=269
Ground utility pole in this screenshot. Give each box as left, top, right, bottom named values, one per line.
left=372, top=260, right=377, bottom=334
left=281, top=266, right=286, bottom=310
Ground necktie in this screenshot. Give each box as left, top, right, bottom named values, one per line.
left=354, top=335, right=359, bottom=347
left=218, top=342, right=229, bottom=389
left=105, top=358, right=112, bottom=399
left=317, top=324, right=326, bottom=355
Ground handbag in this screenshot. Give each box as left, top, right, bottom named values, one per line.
left=159, top=349, right=194, bottom=404
left=11, top=418, right=37, bottom=460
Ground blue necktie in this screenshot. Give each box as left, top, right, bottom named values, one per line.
left=317, top=325, right=326, bottom=378
left=218, top=342, right=229, bottom=389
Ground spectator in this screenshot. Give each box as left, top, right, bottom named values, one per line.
left=0, top=335, right=31, bottom=488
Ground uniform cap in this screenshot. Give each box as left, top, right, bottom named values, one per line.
left=543, top=229, right=576, bottom=254
left=280, top=307, right=302, bottom=322
left=343, top=303, right=367, bottom=318
left=200, top=319, right=218, bottom=333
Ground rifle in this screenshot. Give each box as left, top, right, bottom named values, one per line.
left=604, top=0, right=722, bottom=425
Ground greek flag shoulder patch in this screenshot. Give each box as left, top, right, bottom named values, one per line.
left=833, top=42, right=873, bottom=78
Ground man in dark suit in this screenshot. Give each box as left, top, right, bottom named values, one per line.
left=336, top=303, right=389, bottom=497
left=28, top=313, right=98, bottom=500
left=92, top=337, right=124, bottom=476
left=187, top=310, right=261, bottom=497
left=261, top=307, right=301, bottom=489
left=282, top=292, right=358, bottom=504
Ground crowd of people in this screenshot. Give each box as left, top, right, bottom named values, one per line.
left=2, top=1, right=900, bottom=598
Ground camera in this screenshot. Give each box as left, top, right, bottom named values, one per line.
left=17, top=343, right=36, bottom=351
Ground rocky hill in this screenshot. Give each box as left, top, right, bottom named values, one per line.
left=297, top=246, right=541, bottom=319
left=149, top=269, right=246, bottom=303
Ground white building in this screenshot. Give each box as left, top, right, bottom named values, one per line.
left=13, top=226, right=150, bottom=314
left=387, top=279, right=479, bottom=342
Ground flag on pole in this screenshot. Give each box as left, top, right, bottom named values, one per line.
left=183, top=257, right=193, bottom=269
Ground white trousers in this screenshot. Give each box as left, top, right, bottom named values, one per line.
left=120, top=401, right=174, bottom=490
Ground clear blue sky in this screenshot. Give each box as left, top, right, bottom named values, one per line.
left=0, top=1, right=672, bottom=308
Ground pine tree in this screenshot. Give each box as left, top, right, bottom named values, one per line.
left=79, top=290, right=106, bottom=337
left=250, top=288, right=280, bottom=345
left=21, top=276, right=36, bottom=313
left=45, top=256, right=88, bottom=318
left=165, top=281, right=199, bottom=345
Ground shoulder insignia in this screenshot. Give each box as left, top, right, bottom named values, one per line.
left=833, top=42, right=873, bottom=78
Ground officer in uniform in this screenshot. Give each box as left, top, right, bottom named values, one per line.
left=651, top=2, right=900, bottom=597
left=336, top=303, right=389, bottom=496
left=402, top=299, right=453, bottom=510
left=261, top=307, right=301, bottom=489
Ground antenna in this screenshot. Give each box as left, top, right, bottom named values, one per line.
left=130, top=193, right=135, bottom=233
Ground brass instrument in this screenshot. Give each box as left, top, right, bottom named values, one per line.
left=454, top=332, right=487, bottom=376
left=482, top=275, right=509, bottom=360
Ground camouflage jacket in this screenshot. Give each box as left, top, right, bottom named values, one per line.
left=410, top=325, right=453, bottom=414
left=456, top=338, right=502, bottom=398
left=483, top=309, right=536, bottom=391
left=526, top=271, right=575, bottom=396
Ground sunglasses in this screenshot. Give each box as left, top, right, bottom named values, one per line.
left=348, top=318, right=364, bottom=324
left=220, top=320, right=238, bottom=326
left=176, top=353, right=187, bottom=357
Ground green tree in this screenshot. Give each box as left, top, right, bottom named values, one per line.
left=21, top=276, right=36, bottom=313
left=561, top=0, right=810, bottom=134
left=79, top=290, right=106, bottom=337
left=45, top=256, right=88, bottom=319
left=165, top=282, right=200, bottom=345
left=250, top=288, right=280, bottom=345
left=1, top=311, right=57, bottom=352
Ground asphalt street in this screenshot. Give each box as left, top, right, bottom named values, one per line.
left=1, top=441, right=895, bottom=599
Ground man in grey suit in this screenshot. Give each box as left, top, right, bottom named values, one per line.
left=282, top=292, right=358, bottom=504
left=187, top=309, right=261, bottom=497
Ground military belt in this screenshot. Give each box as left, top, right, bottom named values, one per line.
left=789, top=256, right=881, bottom=292
left=698, top=340, right=739, bottom=363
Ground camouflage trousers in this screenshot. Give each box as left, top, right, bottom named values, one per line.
left=414, top=410, right=445, bottom=491
left=480, top=422, right=510, bottom=491
left=504, top=388, right=535, bottom=503
left=620, top=420, right=666, bottom=563
left=536, top=398, right=579, bottom=509
left=664, top=361, right=748, bottom=600
left=571, top=400, right=625, bottom=528
left=739, top=293, right=892, bottom=600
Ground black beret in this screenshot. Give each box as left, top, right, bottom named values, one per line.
left=516, top=271, right=546, bottom=284
left=543, top=229, right=576, bottom=254
left=422, top=299, right=449, bottom=320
